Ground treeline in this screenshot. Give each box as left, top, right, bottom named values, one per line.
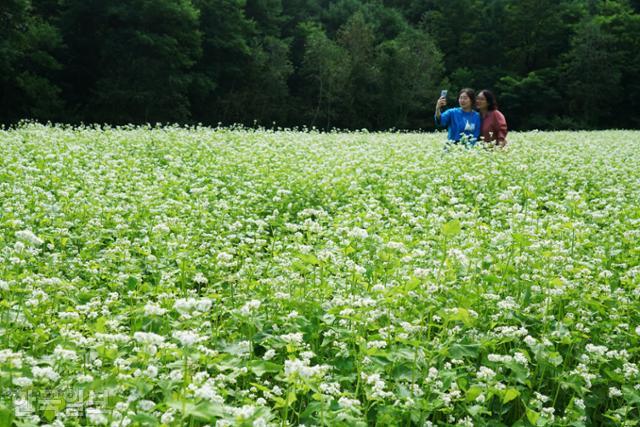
left=2, top=0, right=640, bottom=130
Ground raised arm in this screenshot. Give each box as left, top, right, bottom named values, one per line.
left=434, top=97, right=447, bottom=123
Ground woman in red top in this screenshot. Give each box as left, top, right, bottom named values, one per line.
left=476, top=90, right=508, bottom=147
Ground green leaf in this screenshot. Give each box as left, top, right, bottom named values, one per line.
left=604, top=367, right=624, bottom=382
left=300, top=401, right=323, bottom=419
left=130, top=413, right=159, bottom=425
left=404, top=276, right=420, bottom=291
left=549, top=278, right=564, bottom=287
left=287, top=389, right=297, bottom=405
left=380, top=247, right=401, bottom=262
left=513, top=232, right=531, bottom=247
left=298, top=253, right=320, bottom=266
left=467, top=404, right=491, bottom=416
left=368, top=355, right=391, bottom=367
left=127, top=275, right=138, bottom=290
left=0, top=406, right=14, bottom=427
left=391, top=363, right=415, bottom=380
left=466, top=386, right=483, bottom=402
left=547, top=351, right=563, bottom=367
left=442, top=220, right=462, bottom=237
left=502, top=387, right=520, bottom=404
left=247, top=360, right=281, bottom=377
left=483, top=274, right=500, bottom=284
left=448, top=343, right=480, bottom=359
left=526, top=408, right=540, bottom=425
left=447, top=308, right=475, bottom=327
left=505, top=361, right=531, bottom=385
left=387, top=347, right=418, bottom=362
left=95, top=316, right=108, bottom=333
left=623, top=385, right=640, bottom=405
left=43, top=408, right=57, bottom=422
left=168, top=400, right=225, bottom=420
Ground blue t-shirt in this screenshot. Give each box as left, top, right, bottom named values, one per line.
left=435, top=107, right=481, bottom=144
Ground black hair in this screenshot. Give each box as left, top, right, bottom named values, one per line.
left=459, top=88, right=476, bottom=104
left=478, top=89, right=498, bottom=111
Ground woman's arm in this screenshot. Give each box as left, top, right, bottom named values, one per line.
left=434, top=97, right=447, bottom=124
left=496, top=111, right=508, bottom=146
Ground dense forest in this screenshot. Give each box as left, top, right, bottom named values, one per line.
left=2, top=0, right=640, bottom=130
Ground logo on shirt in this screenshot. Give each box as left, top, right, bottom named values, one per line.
left=464, top=120, right=475, bottom=132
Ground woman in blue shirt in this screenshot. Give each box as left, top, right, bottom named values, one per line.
left=434, top=88, right=481, bottom=145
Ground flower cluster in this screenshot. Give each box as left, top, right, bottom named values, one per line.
left=0, top=124, right=638, bottom=426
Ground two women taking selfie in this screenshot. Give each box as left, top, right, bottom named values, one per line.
left=435, top=88, right=508, bottom=147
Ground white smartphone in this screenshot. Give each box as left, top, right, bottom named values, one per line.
left=440, top=89, right=448, bottom=98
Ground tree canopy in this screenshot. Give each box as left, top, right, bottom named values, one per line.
left=1, top=0, right=639, bottom=130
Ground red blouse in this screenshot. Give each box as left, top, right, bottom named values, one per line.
left=481, top=110, right=508, bottom=144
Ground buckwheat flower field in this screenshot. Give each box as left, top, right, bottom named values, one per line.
left=1, top=124, right=639, bottom=427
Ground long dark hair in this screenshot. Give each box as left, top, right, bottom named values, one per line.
left=478, top=89, right=498, bottom=111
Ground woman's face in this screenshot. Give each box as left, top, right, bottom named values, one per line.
left=459, top=92, right=472, bottom=109
left=476, top=93, right=488, bottom=110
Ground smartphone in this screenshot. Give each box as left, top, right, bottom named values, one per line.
left=440, top=89, right=448, bottom=98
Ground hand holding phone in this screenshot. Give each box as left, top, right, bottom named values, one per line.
left=436, top=89, right=448, bottom=110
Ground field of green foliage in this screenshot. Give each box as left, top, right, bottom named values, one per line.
left=1, top=124, right=639, bottom=426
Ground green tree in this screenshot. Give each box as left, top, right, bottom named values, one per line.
left=501, top=0, right=583, bottom=74
left=374, top=29, right=444, bottom=129
left=421, top=0, right=484, bottom=75
left=563, top=20, right=621, bottom=127
left=94, top=0, right=201, bottom=123
left=320, top=0, right=364, bottom=37
left=189, top=0, right=253, bottom=124
left=420, top=0, right=510, bottom=90
left=496, top=70, right=563, bottom=129
left=59, top=0, right=201, bottom=123
left=193, top=0, right=292, bottom=125
left=595, top=1, right=640, bottom=127
left=230, top=35, right=293, bottom=125
left=241, top=0, right=293, bottom=124
left=57, top=0, right=108, bottom=120
left=0, top=0, right=63, bottom=122
left=336, top=11, right=378, bottom=129
left=2, top=0, right=640, bottom=130
left=300, top=22, right=351, bottom=128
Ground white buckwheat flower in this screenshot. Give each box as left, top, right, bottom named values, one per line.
left=476, top=367, right=496, bottom=381
left=16, top=230, right=44, bottom=246
left=13, top=377, right=33, bottom=387
left=152, top=223, right=170, bottom=235
left=338, top=396, right=360, bottom=410
left=609, top=387, right=622, bottom=398
left=32, top=366, right=60, bottom=382
left=280, top=332, right=304, bottom=345
left=144, top=303, right=167, bottom=316
left=240, top=299, right=261, bottom=315
left=193, top=272, right=208, bottom=285
left=172, top=330, right=203, bottom=346
left=133, top=332, right=165, bottom=345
